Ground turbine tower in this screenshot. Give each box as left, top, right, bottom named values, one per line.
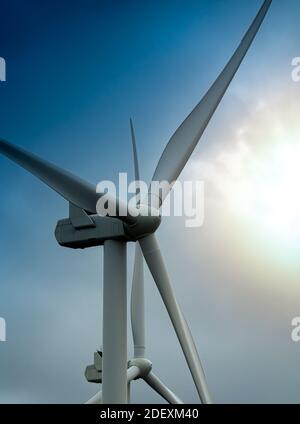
left=0, top=0, right=271, bottom=404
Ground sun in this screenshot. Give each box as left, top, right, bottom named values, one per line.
left=191, top=92, right=300, bottom=256
left=226, top=136, right=300, bottom=247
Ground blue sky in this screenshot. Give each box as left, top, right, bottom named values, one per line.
left=1, top=0, right=300, bottom=403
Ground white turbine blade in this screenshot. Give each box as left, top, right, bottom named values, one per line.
left=85, top=391, right=103, bottom=404
left=0, top=138, right=99, bottom=213
left=144, top=372, right=184, bottom=404
left=0, top=138, right=136, bottom=224
left=151, top=0, right=272, bottom=206
left=130, top=118, right=140, bottom=182
left=129, top=119, right=146, bottom=357
left=131, top=243, right=145, bottom=357
left=139, top=234, right=211, bottom=404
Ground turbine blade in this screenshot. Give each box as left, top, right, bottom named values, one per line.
left=0, top=138, right=100, bottom=213
left=130, top=118, right=140, bottom=182
left=151, top=0, right=272, bottom=206
left=131, top=243, right=145, bottom=357
left=0, top=138, right=137, bottom=224
left=139, top=233, right=211, bottom=404
left=129, top=119, right=146, bottom=357
left=144, top=372, right=184, bottom=404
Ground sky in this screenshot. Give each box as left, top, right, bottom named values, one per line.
left=1, top=0, right=300, bottom=403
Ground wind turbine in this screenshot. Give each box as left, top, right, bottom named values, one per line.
left=86, top=119, right=185, bottom=405
left=0, top=0, right=271, bottom=404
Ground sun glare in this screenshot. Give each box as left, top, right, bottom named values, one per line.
left=226, top=137, right=300, bottom=247
left=192, top=94, right=300, bottom=256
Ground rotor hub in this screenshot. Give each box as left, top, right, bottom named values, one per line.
left=125, top=205, right=161, bottom=240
